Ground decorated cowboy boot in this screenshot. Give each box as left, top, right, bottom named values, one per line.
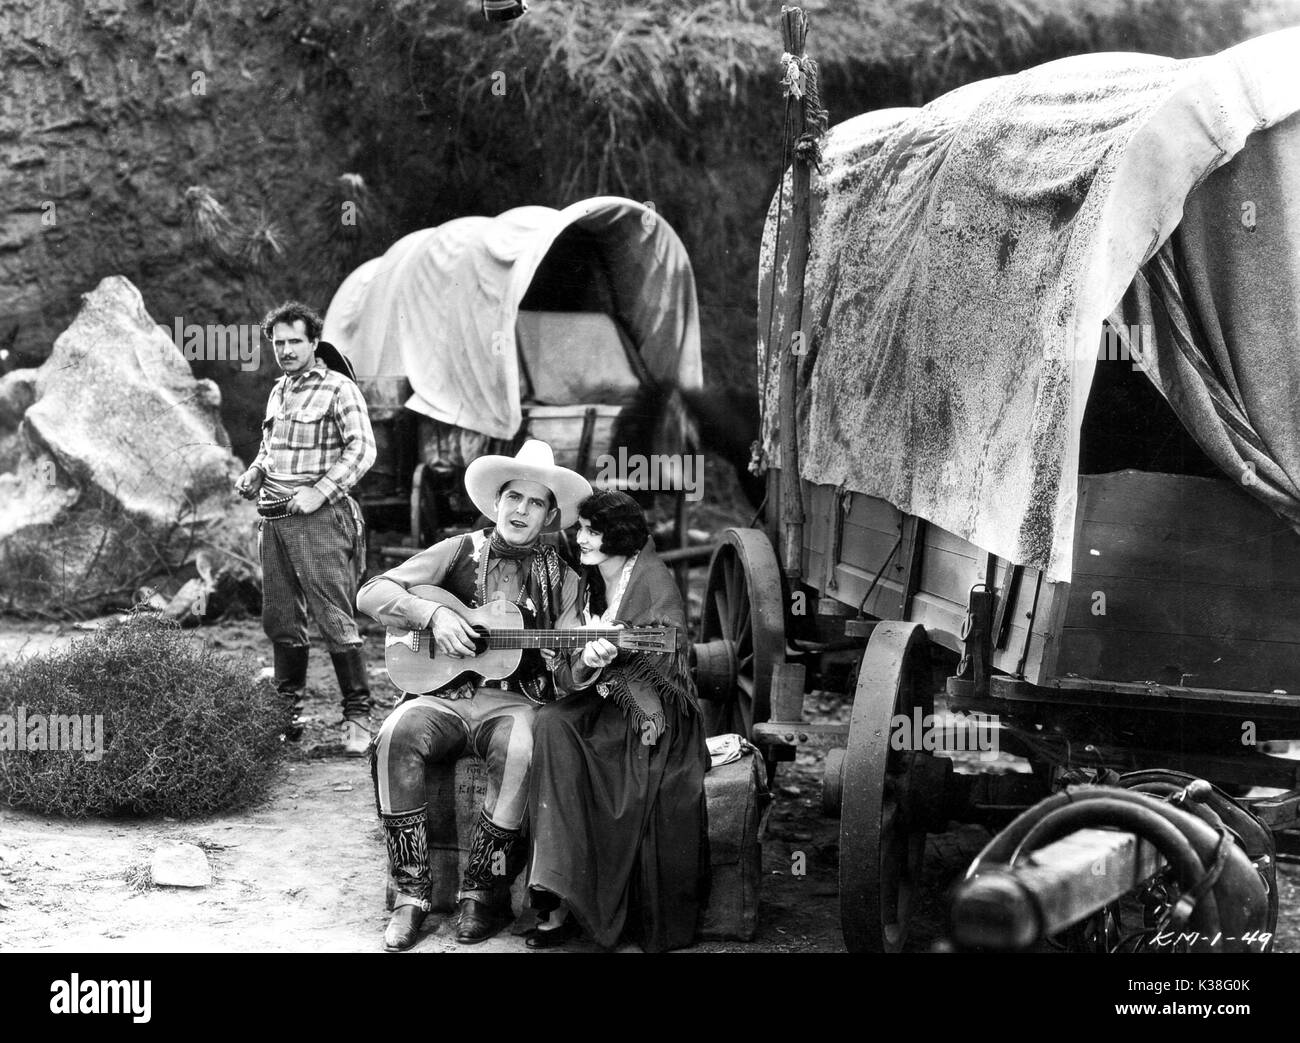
left=273, top=643, right=309, bottom=741
left=456, top=812, right=524, bottom=944
left=330, top=647, right=374, bottom=756
left=381, top=807, right=433, bottom=952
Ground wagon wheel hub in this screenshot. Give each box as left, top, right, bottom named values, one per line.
left=693, top=638, right=739, bottom=703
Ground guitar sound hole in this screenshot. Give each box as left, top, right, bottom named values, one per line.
left=469, top=628, right=491, bottom=656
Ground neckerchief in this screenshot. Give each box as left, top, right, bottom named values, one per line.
left=469, top=527, right=565, bottom=703
left=487, top=529, right=534, bottom=560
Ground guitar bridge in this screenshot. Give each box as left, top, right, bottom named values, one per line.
left=385, top=629, right=421, bottom=654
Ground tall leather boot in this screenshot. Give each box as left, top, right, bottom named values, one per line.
left=380, top=807, right=433, bottom=952
left=456, top=812, right=524, bottom=944
left=273, top=643, right=309, bottom=741
left=330, top=647, right=373, bottom=757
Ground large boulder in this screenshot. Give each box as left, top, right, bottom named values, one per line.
left=0, top=276, right=260, bottom=617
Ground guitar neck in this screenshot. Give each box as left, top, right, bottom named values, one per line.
left=443, top=628, right=628, bottom=650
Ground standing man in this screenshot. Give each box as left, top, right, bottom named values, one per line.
left=358, top=440, right=606, bottom=951
left=236, top=301, right=377, bottom=756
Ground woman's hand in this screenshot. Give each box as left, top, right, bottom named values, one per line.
left=580, top=637, right=619, bottom=671
left=640, top=716, right=665, bottom=747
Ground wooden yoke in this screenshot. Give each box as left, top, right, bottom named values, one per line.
left=775, top=6, right=826, bottom=581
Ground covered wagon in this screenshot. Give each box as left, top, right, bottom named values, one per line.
left=323, top=196, right=703, bottom=551
left=709, top=25, right=1300, bottom=951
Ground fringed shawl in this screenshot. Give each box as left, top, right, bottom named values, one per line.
left=584, top=538, right=701, bottom=726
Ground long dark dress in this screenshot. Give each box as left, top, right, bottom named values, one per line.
left=528, top=543, right=710, bottom=952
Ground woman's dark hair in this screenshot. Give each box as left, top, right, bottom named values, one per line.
left=577, top=490, right=649, bottom=558
left=578, top=490, right=650, bottom=618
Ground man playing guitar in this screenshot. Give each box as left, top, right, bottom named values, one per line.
left=357, top=440, right=611, bottom=951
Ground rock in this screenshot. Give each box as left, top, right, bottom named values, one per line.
left=21, top=276, right=239, bottom=521
left=0, top=276, right=261, bottom=616
left=162, top=576, right=213, bottom=625
left=0, top=368, right=37, bottom=430
left=156, top=549, right=256, bottom=625
left=0, top=453, right=79, bottom=534
left=150, top=841, right=211, bottom=888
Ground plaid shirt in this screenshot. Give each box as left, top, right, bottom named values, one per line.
left=252, top=360, right=376, bottom=503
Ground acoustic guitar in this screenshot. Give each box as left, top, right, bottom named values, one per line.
left=383, top=585, right=676, bottom=695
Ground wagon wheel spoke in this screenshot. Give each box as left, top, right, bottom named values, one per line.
left=713, top=589, right=732, bottom=640
left=728, top=581, right=747, bottom=636
left=725, top=557, right=742, bottom=626
left=876, top=799, right=915, bottom=944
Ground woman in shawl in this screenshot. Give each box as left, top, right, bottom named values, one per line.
left=526, top=489, right=710, bottom=951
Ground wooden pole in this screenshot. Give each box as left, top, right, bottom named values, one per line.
left=776, top=6, right=819, bottom=581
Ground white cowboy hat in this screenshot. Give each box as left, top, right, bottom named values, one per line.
left=464, top=439, right=592, bottom=530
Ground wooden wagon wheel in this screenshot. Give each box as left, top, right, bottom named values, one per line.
left=694, top=528, right=786, bottom=739
left=840, top=621, right=934, bottom=953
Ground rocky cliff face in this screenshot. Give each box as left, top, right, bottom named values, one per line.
left=0, top=0, right=382, bottom=461
left=0, top=0, right=771, bottom=473
left=0, top=0, right=1274, bottom=485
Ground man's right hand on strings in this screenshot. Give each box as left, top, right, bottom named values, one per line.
left=428, top=603, right=479, bottom=658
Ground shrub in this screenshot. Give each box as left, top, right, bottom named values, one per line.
left=0, top=615, right=287, bottom=818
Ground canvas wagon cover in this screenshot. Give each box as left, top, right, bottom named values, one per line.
left=758, top=28, right=1300, bottom=582
left=324, top=197, right=703, bottom=440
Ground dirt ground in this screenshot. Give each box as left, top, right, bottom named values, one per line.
left=1, top=613, right=1297, bottom=954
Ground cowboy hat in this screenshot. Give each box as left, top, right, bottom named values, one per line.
left=315, top=340, right=357, bottom=383
left=465, top=439, right=592, bottom=530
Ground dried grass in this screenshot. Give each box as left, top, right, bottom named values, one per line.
left=0, top=616, right=287, bottom=819
left=240, top=211, right=288, bottom=271
left=305, top=0, right=1254, bottom=197
left=183, top=185, right=241, bottom=261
